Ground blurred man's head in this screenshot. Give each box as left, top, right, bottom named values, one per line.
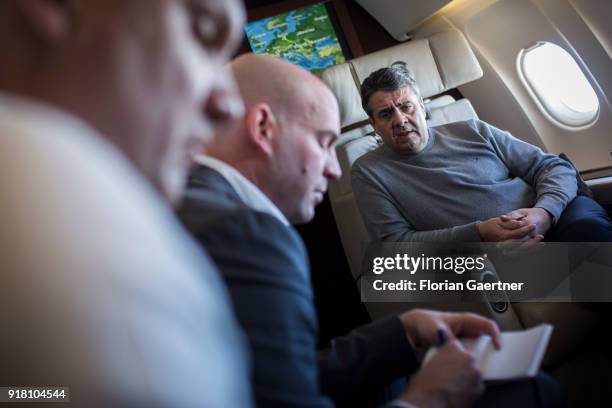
left=0, top=0, right=245, bottom=202
left=205, top=54, right=341, bottom=224
left=360, top=62, right=429, bottom=154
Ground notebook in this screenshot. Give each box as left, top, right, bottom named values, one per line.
left=423, top=324, right=553, bottom=381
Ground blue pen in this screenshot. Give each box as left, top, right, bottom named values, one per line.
left=437, top=329, right=446, bottom=346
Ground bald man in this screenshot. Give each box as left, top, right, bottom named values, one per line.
left=178, top=55, right=561, bottom=408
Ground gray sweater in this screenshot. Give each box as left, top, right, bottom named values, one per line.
left=351, top=119, right=577, bottom=242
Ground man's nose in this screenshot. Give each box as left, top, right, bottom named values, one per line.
left=324, top=149, right=341, bottom=180
left=202, top=72, right=244, bottom=129
left=391, top=107, right=407, bottom=127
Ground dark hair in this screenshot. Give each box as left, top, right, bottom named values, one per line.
left=360, top=61, right=420, bottom=117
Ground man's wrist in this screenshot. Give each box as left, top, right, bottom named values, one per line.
left=388, top=400, right=418, bottom=408
left=398, top=311, right=418, bottom=348
left=475, top=220, right=484, bottom=241
left=535, top=206, right=555, bottom=225
left=399, top=388, right=445, bottom=408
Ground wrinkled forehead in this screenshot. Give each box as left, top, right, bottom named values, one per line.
left=105, top=0, right=245, bottom=40
left=370, top=86, right=418, bottom=111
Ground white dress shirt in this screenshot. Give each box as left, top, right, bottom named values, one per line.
left=0, top=92, right=252, bottom=407
left=193, top=154, right=290, bottom=226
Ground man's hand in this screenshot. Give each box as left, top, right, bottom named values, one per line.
left=399, top=309, right=501, bottom=350
left=477, top=215, right=536, bottom=242
left=500, top=207, right=552, bottom=238
left=399, top=340, right=484, bottom=408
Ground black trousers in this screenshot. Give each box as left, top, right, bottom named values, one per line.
left=475, top=372, right=566, bottom=408
left=343, top=372, right=564, bottom=408
left=546, top=196, right=612, bottom=242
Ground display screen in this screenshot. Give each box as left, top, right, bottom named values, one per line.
left=245, top=3, right=347, bottom=73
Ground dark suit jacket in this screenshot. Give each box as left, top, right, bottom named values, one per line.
left=178, top=165, right=419, bottom=407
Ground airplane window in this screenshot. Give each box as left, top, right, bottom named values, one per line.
left=517, top=41, right=599, bottom=129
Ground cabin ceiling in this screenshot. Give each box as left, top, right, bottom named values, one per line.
left=355, top=0, right=453, bottom=40
left=244, top=0, right=455, bottom=42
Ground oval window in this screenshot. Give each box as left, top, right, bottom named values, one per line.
left=517, top=42, right=599, bottom=129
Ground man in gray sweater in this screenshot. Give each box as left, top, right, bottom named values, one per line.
left=352, top=63, right=612, bottom=243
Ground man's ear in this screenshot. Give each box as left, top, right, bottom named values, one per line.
left=419, top=97, right=430, bottom=119
left=16, top=0, right=75, bottom=45
left=246, top=103, right=277, bottom=157
left=368, top=116, right=377, bottom=131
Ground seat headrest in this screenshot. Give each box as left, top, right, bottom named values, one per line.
left=319, top=62, right=364, bottom=132
left=320, top=29, right=482, bottom=130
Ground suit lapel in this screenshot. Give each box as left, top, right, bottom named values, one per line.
left=188, top=164, right=244, bottom=205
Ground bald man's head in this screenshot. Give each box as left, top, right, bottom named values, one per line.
left=229, top=54, right=335, bottom=124
left=207, top=54, right=341, bottom=224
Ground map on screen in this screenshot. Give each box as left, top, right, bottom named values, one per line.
left=245, top=3, right=347, bottom=73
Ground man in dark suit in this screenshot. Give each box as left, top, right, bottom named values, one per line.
left=179, top=54, right=562, bottom=408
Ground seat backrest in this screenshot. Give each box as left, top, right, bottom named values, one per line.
left=320, top=29, right=483, bottom=278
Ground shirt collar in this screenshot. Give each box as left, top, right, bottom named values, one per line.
left=192, top=154, right=290, bottom=226
left=0, top=91, right=101, bottom=142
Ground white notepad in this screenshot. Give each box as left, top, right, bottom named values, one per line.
left=424, top=324, right=553, bottom=381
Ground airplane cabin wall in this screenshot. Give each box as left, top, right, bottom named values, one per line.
left=412, top=0, right=612, bottom=174
left=570, top=0, right=612, bottom=59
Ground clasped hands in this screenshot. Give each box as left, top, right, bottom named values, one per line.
left=398, top=309, right=502, bottom=408
left=477, top=207, right=552, bottom=243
